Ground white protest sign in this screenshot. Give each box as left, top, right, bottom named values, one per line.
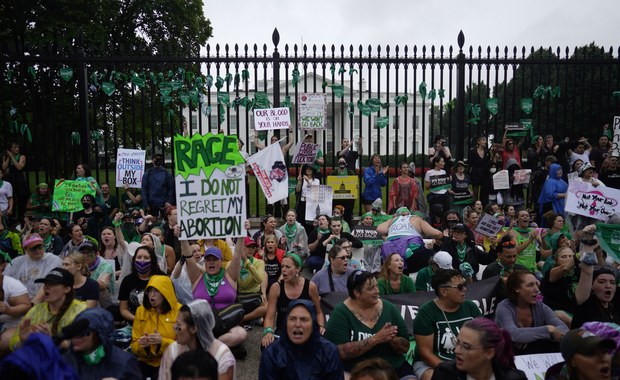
left=115, top=148, right=146, bottom=188
left=474, top=213, right=505, bottom=238
left=567, top=171, right=579, bottom=182
left=253, top=107, right=291, bottom=131
left=174, top=133, right=247, bottom=240
left=493, top=170, right=510, bottom=190
left=612, top=116, right=620, bottom=156
left=298, top=93, right=327, bottom=130
left=513, top=169, right=532, bottom=185
left=566, top=180, right=620, bottom=221
left=246, top=142, right=289, bottom=204
left=306, top=185, right=333, bottom=221
left=514, top=353, right=563, bottom=380
left=291, top=142, right=320, bottom=164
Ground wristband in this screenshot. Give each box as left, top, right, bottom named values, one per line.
left=112, top=220, right=122, bottom=227
left=263, top=327, right=274, bottom=336
left=183, top=255, right=193, bottom=259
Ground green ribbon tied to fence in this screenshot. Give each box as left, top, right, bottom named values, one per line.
left=394, top=95, right=409, bottom=106
left=71, top=132, right=81, bottom=145
left=533, top=85, right=561, bottom=99
left=59, top=67, right=73, bottom=82
left=466, top=103, right=481, bottom=125
left=376, top=116, right=389, bottom=129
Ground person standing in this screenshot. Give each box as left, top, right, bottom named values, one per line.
left=337, top=136, right=362, bottom=172
left=361, top=155, right=388, bottom=213
left=468, top=136, right=492, bottom=206
left=2, top=142, right=29, bottom=220
left=141, top=153, right=175, bottom=219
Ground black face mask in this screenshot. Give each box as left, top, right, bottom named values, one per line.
left=153, top=158, right=162, bottom=166
left=81, top=202, right=92, bottom=209
left=447, top=221, right=458, bottom=228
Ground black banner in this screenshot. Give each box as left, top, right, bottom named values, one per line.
left=321, top=276, right=504, bottom=336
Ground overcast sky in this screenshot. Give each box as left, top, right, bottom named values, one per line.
left=203, top=1, right=618, bottom=53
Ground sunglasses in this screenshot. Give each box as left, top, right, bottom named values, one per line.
left=441, top=283, right=467, bottom=291
left=334, top=256, right=348, bottom=261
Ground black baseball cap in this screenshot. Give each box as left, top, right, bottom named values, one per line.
left=34, top=267, right=74, bottom=287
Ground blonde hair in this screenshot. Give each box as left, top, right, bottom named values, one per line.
left=65, top=252, right=91, bottom=278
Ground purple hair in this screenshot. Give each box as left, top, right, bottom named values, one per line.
left=463, top=317, right=516, bottom=369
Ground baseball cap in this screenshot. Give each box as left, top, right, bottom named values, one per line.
left=560, top=328, right=616, bottom=362
left=579, top=162, right=595, bottom=176
left=244, top=237, right=257, bottom=247
left=432, top=251, right=453, bottom=270
left=204, top=247, right=223, bottom=259
left=450, top=223, right=467, bottom=233
left=22, top=234, right=44, bottom=250
left=456, top=160, right=467, bottom=168
left=34, top=267, right=74, bottom=287
left=78, top=240, right=97, bottom=253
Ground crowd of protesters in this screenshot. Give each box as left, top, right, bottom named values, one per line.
left=0, top=124, right=618, bottom=380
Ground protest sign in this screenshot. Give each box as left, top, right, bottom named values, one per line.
left=429, top=174, right=451, bottom=192
left=326, top=176, right=359, bottom=199
left=565, top=181, right=620, bottom=221
left=612, top=116, right=620, bottom=156
left=246, top=142, right=289, bottom=204
left=306, top=185, right=333, bottom=220
left=174, top=133, right=247, bottom=240
left=253, top=107, right=291, bottom=131
left=514, top=353, right=563, bottom=380
left=493, top=170, right=510, bottom=190
left=513, top=169, right=532, bottom=185
left=52, top=180, right=97, bottom=212
left=567, top=171, right=578, bottom=182
left=474, top=213, right=505, bottom=238
left=596, top=223, right=620, bottom=263
left=321, top=276, right=503, bottom=336
left=115, top=148, right=145, bottom=188
left=298, top=93, right=327, bottom=130
left=291, top=142, right=320, bottom=164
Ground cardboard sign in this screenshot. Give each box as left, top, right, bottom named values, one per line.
left=429, top=174, right=451, bottom=192
left=305, top=185, right=333, bottom=221
left=565, top=180, right=620, bottom=221
left=298, top=93, right=327, bottom=130
left=493, top=170, right=510, bottom=190
left=51, top=180, right=97, bottom=212
left=253, top=107, right=291, bottom=131
left=115, top=148, right=146, bottom=188
left=514, top=353, right=563, bottom=380
left=612, top=116, right=620, bottom=157
left=567, top=171, right=579, bottom=182
left=474, top=213, right=505, bottom=238
left=326, top=176, right=359, bottom=199
left=174, top=133, right=247, bottom=240
left=246, top=142, right=289, bottom=204
left=291, top=142, right=320, bottom=164
left=513, top=169, right=532, bottom=185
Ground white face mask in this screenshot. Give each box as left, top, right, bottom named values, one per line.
left=490, top=167, right=497, bottom=174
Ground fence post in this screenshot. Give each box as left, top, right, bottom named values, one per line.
left=456, top=30, right=466, bottom=160
left=272, top=28, right=281, bottom=138
left=76, top=28, right=90, bottom=164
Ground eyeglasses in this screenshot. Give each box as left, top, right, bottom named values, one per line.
left=334, top=256, right=348, bottom=261
left=29, top=245, right=44, bottom=251
left=456, top=340, right=483, bottom=351
left=441, top=283, right=467, bottom=291
left=341, top=244, right=352, bottom=250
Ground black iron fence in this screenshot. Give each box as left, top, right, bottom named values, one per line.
left=1, top=29, right=619, bottom=216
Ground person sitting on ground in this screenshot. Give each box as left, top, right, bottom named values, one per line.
left=325, top=270, right=412, bottom=377
left=159, top=299, right=235, bottom=380
left=0, top=251, right=30, bottom=355
left=350, top=358, right=398, bottom=380
left=431, top=317, right=527, bottom=380
left=257, top=234, right=285, bottom=293
left=277, top=209, right=309, bottom=260
left=377, top=253, right=415, bottom=295
left=312, top=217, right=363, bottom=272
left=438, top=223, right=496, bottom=282
left=10, top=267, right=87, bottom=351
left=412, top=269, right=482, bottom=380
left=130, top=275, right=181, bottom=379
left=482, top=235, right=527, bottom=282
left=236, top=237, right=267, bottom=324
left=61, top=252, right=99, bottom=308
left=259, top=299, right=344, bottom=380
left=415, top=251, right=454, bottom=292
left=62, top=307, right=141, bottom=380
left=495, top=270, right=569, bottom=355
left=311, top=245, right=355, bottom=295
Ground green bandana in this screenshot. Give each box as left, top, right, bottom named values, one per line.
left=514, top=227, right=531, bottom=234
left=203, top=268, right=225, bottom=297
left=456, top=243, right=467, bottom=262
left=317, top=227, right=330, bottom=235
left=82, top=344, right=106, bottom=365
left=240, top=257, right=254, bottom=280
left=284, top=223, right=297, bottom=244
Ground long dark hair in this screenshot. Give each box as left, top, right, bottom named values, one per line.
left=51, top=287, right=75, bottom=337
left=463, top=317, right=516, bottom=369
left=131, top=245, right=165, bottom=276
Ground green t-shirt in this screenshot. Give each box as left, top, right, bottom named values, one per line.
left=412, top=299, right=481, bottom=362
left=378, top=275, right=415, bottom=295
left=515, top=229, right=537, bottom=272
left=415, top=266, right=434, bottom=292
left=325, top=299, right=410, bottom=372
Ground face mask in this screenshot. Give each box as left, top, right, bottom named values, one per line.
left=82, top=344, right=106, bottom=365
left=134, top=261, right=152, bottom=274
left=338, top=163, right=346, bottom=168
left=153, top=158, right=162, bottom=166
left=447, top=221, right=457, bottom=228
left=81, top=202, right=91, bottom=209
